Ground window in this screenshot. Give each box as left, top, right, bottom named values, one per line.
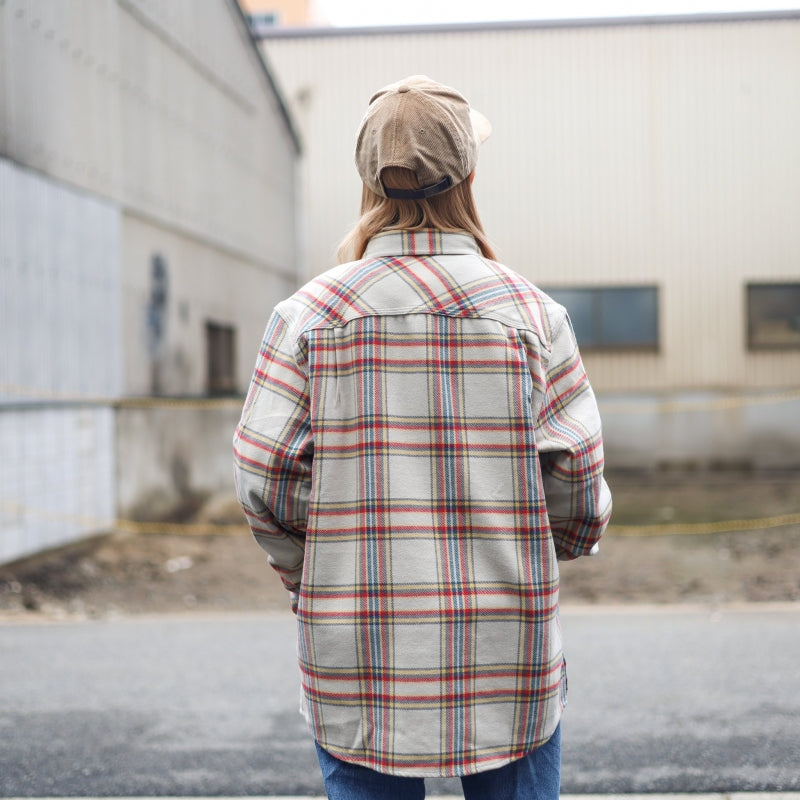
left=541, top=286, right=659, bottom=350
left=246, top=12, right=279, bottom=34
left=747, top=283, right=800, bottom=349
left=206, top=322, right=236, bottom=395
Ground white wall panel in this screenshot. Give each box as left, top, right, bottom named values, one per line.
left=0, top=406, right=115, bottom=564
left=0, top=160, right=120, bottom=563
left=0, top=160, right=122, bottom=401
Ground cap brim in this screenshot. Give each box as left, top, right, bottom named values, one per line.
left=470, top=108, right=492, bottom=145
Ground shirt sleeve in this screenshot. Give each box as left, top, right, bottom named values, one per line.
left=233, top=309, right=312, bottom=605
left=535, top=313, right=612, bottom=561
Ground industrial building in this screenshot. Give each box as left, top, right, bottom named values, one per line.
left=258, top=11, right=800, bottom=469
left=0, top=0, right=301, bottom=562
left=2, top=5, right=799, bottom=564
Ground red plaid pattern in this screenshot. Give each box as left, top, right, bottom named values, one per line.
left=234, top=230, right=611, bottom=776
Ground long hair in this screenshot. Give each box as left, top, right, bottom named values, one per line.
left=337, top=167, right=497, bottom=263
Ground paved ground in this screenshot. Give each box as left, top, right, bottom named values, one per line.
left=2, top=605, right=799, bottom=796
left=7, top=796, right=800, bottom=800
left=2, top=472, right=798, bottom=795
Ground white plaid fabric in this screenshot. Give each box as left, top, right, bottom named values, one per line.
left=234, top=229, right=612, bottom=776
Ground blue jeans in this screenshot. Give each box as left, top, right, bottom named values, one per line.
left=314, top=723, right=561, bottom=800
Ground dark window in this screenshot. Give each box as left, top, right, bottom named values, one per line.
left=747, top=283, right=800, bottom=349
left=246, top=12, right=279, bottom=34
left=542, top=286, right=659, bottom=350
left=206, top=322, right=236, bottom=395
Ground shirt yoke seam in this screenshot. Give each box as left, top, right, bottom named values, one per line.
left=294, top=306, right=552, bottom=348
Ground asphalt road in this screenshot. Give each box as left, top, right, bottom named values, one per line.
left=2, top=604, right=799, bottom=796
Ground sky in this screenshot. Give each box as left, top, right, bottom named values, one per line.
left=314, top=0, right=800, bottom=27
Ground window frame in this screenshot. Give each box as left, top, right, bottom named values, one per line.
left=541, top=284, right=660, bottom=352
left=746, top=282, right=800, bottom=351
left=206, top=321, right=237, bottom=396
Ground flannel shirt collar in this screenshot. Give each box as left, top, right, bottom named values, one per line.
left=363, top=228, right=481, bottom=259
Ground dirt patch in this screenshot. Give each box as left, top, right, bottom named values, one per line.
left=561, top=470, right=800, bottom=606
left=1, top=472, right=799, bottom=619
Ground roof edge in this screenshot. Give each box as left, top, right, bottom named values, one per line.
left=227, top=0, right=302, bottom=153
left=255, top=9, right=800, bottom=39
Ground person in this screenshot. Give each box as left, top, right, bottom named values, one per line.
left=233, top=75, right=612, bottom=800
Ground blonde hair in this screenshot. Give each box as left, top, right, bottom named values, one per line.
left=337, top=167, right=497, bottom=263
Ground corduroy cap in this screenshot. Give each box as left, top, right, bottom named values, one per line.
left=355, top=75, right=491, bottom=200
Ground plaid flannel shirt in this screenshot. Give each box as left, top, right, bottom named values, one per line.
left=233, top=229, right=612, bottom=777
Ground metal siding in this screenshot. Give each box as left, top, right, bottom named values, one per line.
left=0, top=160, right=122, bottom=401
left=113, top=0, right=297, bottom=270
left=263, top=18, right=800, bottom=392
left=1, top=161, right=119, bottom=561
left=2, top=0, right=299, bottom=271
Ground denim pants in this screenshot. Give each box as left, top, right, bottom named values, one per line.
left=314, top=723, right=561, bottom=800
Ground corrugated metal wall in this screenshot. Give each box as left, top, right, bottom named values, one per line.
left=261, top=15, right=800, bottom=393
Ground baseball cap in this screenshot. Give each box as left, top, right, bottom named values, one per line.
left=355, top=75, right=491, bottom=200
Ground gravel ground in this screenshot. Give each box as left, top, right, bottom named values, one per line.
left=1, top=471, right=798, bottom=619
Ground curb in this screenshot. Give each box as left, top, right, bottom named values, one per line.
left=9, top=794, right=799, bottom=800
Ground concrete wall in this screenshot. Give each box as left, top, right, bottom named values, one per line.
left=600, top=391, right=800, bottom=472
left=119, top=213, right=296, bottom=398
left=114, top=402, right=242, bottom=522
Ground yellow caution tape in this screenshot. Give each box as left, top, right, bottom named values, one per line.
left=0, top=383, right=241, bottom=409
left=608, top=511, right=800, bottom=537
left=115, top=518, right=249, bottom=536
left=4, top=383, right=800, bottom=414
left=2, top=501, right=799, bottom=539
left=0, top=501, right=248, bottom=537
